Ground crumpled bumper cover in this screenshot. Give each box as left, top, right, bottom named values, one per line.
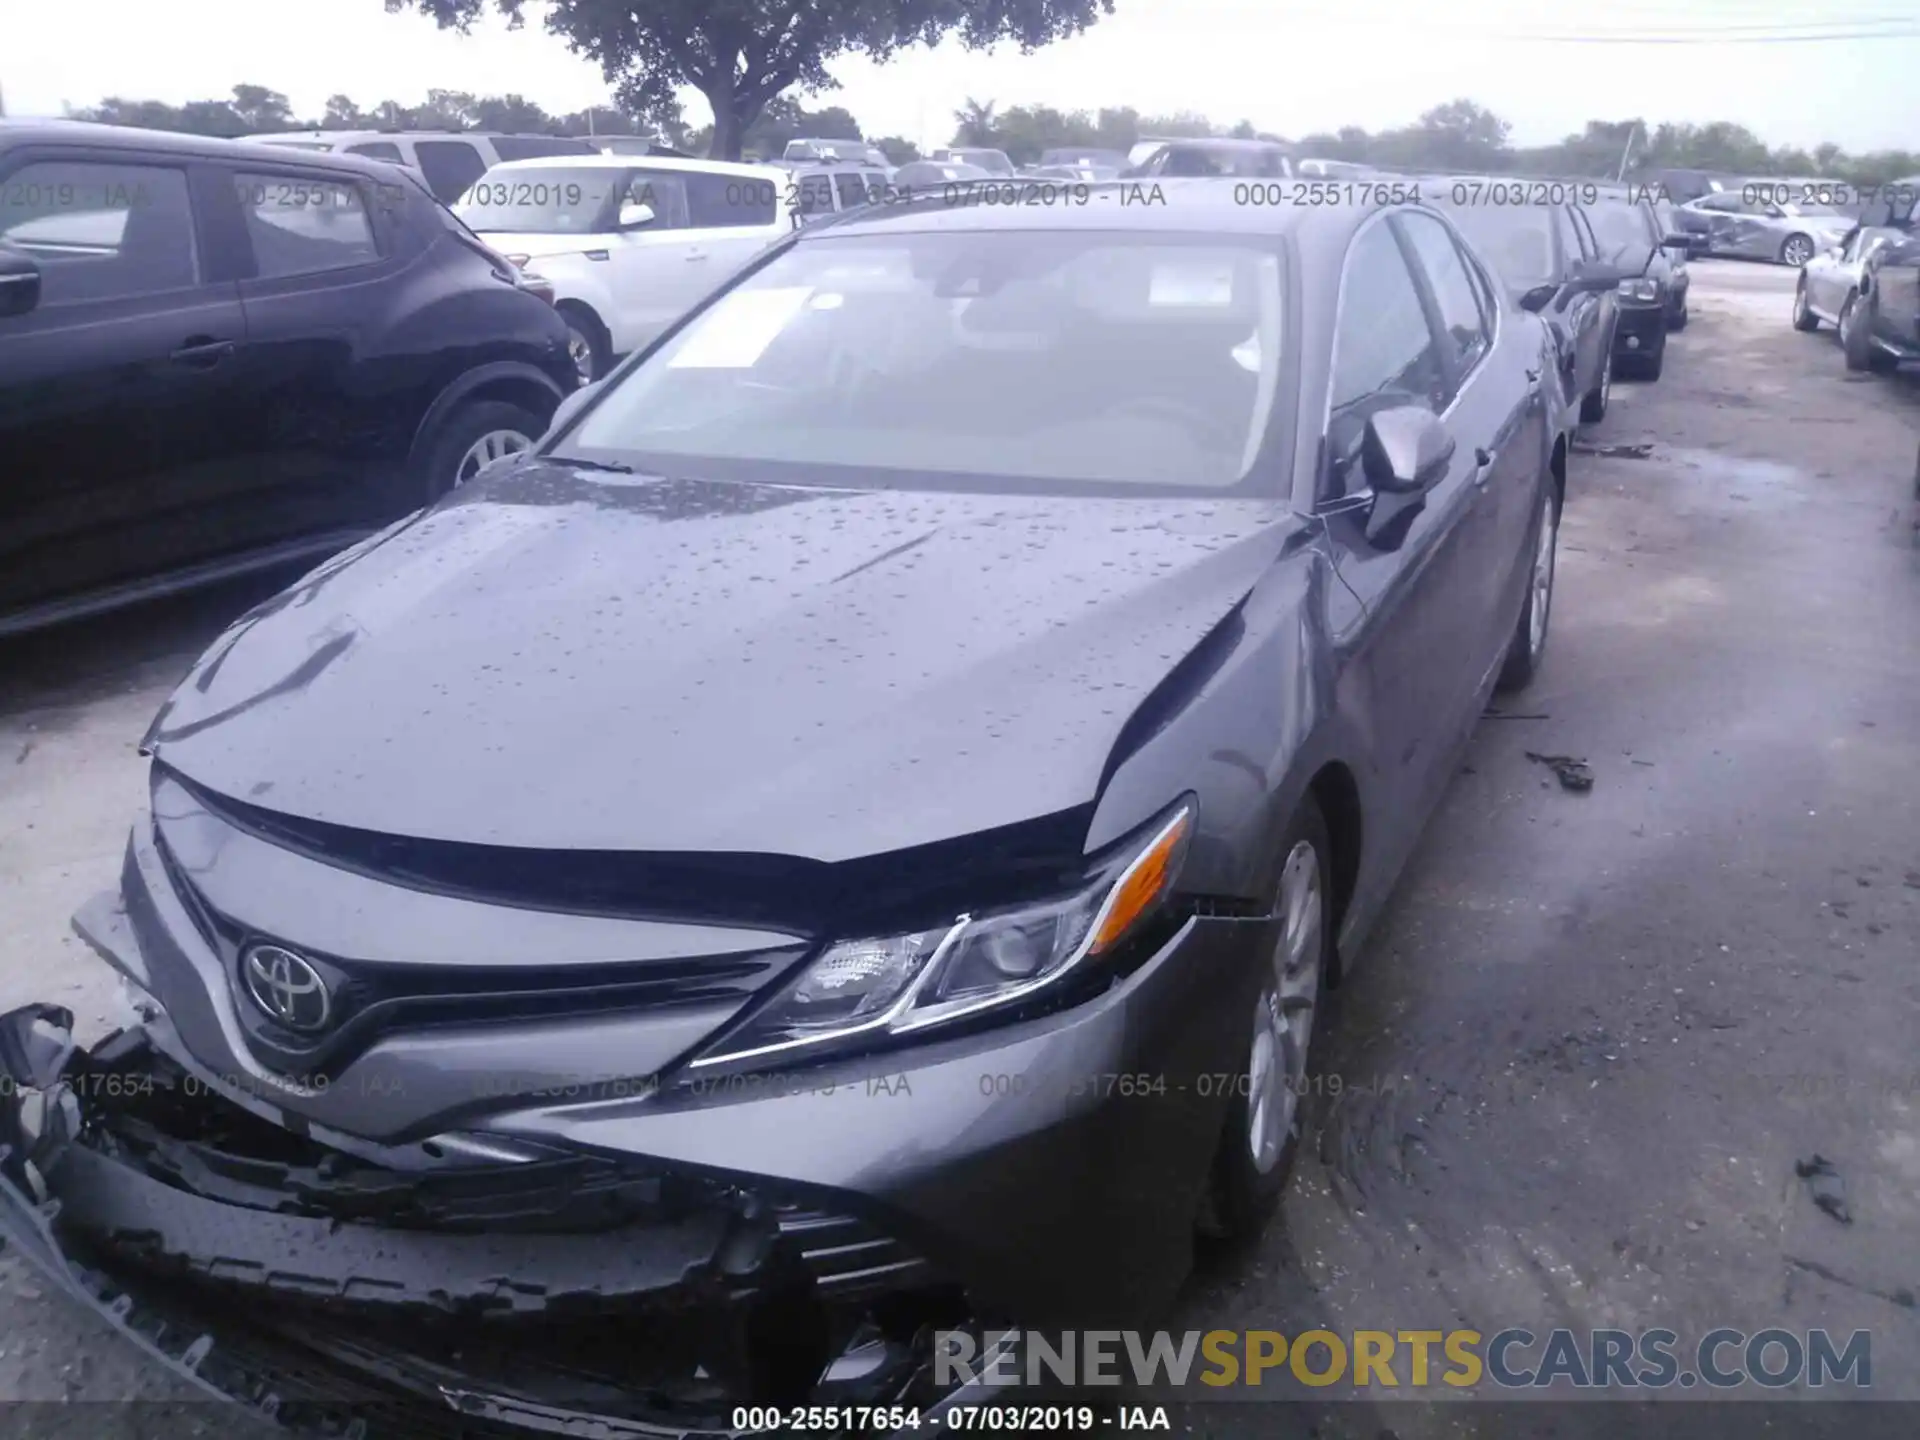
left=0, top=1005, right=930, bottom=1438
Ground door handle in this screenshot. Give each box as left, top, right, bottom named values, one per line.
left=683, top=250, right=709, bottom=262
left=170, top=338, right=235, bottom=367
left=1472, top=447, right=1496, bottom=485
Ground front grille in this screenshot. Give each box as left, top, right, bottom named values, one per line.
left=151, top=825, right=804, bottom=1078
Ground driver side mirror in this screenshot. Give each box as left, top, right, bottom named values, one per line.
left=617, top=201, right=656, bottom=230
left=0, top=246, right=42, bottom=319
left=1360, top=406, right=1454, bottom=550
left=1362, top=406, right=1454, bottom=495
left=1518, top=282, right=1560, bottom=314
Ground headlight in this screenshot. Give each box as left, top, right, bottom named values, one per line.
left=1618, top=278, right=1660, bottom=303
left=689, top=800, right=1196, bottom=1070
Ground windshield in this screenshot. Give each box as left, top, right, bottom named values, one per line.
left=453, top=166, right=629, bottom=233
left=563, top=231, right=1287, bottom=493
left=1442, top=206, right=1557, bottom=288
left=1586, top=200, right=1654, bottom=253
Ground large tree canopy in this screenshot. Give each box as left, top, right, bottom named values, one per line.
left=389, top=0, right=1115, bottom=159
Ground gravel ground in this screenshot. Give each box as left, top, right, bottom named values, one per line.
left=1, top=259, right=1917, bottom=1437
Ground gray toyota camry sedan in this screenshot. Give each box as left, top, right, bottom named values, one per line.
left=0, top=181, right=1571, bottom=1434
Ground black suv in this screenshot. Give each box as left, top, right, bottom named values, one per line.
left=1577, top=188, right=1692, bottom=380
left=1842, top=183, right=1920, bottom=373
left=0, top=121, right=577, bottom=635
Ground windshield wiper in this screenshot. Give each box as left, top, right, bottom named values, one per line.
left=546, top=454, right=636, bottom=474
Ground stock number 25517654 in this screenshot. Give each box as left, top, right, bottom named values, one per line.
left=1235, top=181, right=1423, bottom=207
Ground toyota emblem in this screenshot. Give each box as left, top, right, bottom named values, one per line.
left=242, top=944, right=332, bottom=1033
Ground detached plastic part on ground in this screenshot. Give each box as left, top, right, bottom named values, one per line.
left=0, top=1003, right=1010, bottom=1439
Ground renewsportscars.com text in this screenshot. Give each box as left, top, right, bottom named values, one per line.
left=936, top=1327, right=1872, bottom=1391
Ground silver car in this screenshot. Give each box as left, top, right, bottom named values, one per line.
left=1792, top=222, right=1905, bottom=334
left=1680, top=189, right=1854, bottom=266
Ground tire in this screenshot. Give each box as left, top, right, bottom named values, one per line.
left=1667, top=300, right=1688, bottom=332
left=1497, top=480, right=1560, bottom=693
left=1779, top=233, right=1815, bottom=268
left=557, top=302, right=613, bottom=385
left=1196, top=798, right=1334, bottom=1245
left=1792, top=277, right=1820, bottom=332
left=419, top=399, right=543, bottom=502
left=1840, top=293, right=1896, bottom=373
left=1578, top=345, right=1611, bottom=424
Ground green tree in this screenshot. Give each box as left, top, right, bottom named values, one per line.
left=873, top=135, right=921, bottom=164
left=391, top=0, right=1113, bottom=161
left=228, top=84, right=298, bottom=132
left=952, top=97, right=999, bottom=146
left=321, top=94, right=367, bottom=129
left=471, top=93, right=555, bottom=131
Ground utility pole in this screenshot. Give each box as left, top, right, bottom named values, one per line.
left=1616, top=123, right=1641, bottom=183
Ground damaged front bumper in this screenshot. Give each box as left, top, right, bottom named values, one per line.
left=0, top=1005, right=971, bottom=1437
left=0, top=891, right=1264, bottom=1435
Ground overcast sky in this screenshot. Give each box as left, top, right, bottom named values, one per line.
left=4, top=0, right=1913, bottom=154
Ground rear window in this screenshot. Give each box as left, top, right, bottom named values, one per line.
left=345, top=142, right=404, bottom=162
left=1441, top=205, right=1557, bottom=289
left=491, top=136, right=596, bottom=162
left=413, top=140, right=488, bottom=203
left=565, top=231, right=1289, bottom=493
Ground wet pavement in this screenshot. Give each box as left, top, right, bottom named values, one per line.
left=2, top=260, right=1917, bottom=1435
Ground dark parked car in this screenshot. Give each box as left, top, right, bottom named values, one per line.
left=1841, top=184, right=1920, bottom=371
left=0, top=188, right=1569, bottom=1433
left=1434, top=185, right=1626, bottom=425
left=1125, top=137, right=1294, bottom=178
left=1578, top=189, right=1692, bottom=378
left=0, top=121, right=577, bottom=635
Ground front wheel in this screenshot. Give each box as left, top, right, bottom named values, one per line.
left=1196, top=801, right=1334, bottom=1244
left=420, top=399, right=543, bottom=502
left=557, top=303, right=613, bottom=384
left=1792, top=277, right=1820, bottom=331
left=1780, top=233, right=1815, bottom=268
left=1841, top=293, right=1896, bottom=373
left=1578, top=347, right=1611, bottom=424
left=1498, top=482, right=1560, bottom=692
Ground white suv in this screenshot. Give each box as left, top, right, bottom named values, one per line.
left=248, top=131, right=598, bottom=204
left=452, top=155, right=799, bottom=383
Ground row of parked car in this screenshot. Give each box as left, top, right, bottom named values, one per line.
left=0, top=113, right=1713, bottom=638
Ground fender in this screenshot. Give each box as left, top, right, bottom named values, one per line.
left=405, top=361, right=567, bottom=470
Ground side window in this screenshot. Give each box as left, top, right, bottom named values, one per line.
left=1396, top=212, right=1491, bottom=378
left=622, top=171, right=690, bottom=229
left=0, top=159, right=199, bottom=307
left=1457, top=236, right=1499, bottom=332
left=1326, top=219, right=1448, bottom=491
left=1570, top=207, right=1600, bottom=256
left=833, top=172, right=870, bottom=210
left=490, top=137, right=593, bottom=162
left=794, top=173, right=835, bottom=216
left=683, top=170, right=774, bottom=228
left=345, top=142, right=404, bottom=163
left=1554, top=205, right=1589, bottom=262
left=412, top=141, right=488, bottom=203
left=233, top=173, right=381, bottom=278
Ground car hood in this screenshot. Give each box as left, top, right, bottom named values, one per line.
left=147, top=462, right=1300, bottom=861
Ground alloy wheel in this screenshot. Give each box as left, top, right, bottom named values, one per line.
left=1528, top=489, right=1558, bottom=659
left=1783, top=235, right=1814, bottom=267
left=1246, top=840, right=1324, bottom=1174
left=454, top=429, right=532, bottom=486
left=567, top=327, right=597, bottom=386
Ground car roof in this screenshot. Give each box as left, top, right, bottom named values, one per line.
left=0, top=119, right=426, bottom=180
left=486, top=152, right=787, bottom=180
left=1151, top=137, right=1295, bottom=153
left=810, top=177, right=1385, bottom=239
left=246, top=129, right=588, bottom=143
